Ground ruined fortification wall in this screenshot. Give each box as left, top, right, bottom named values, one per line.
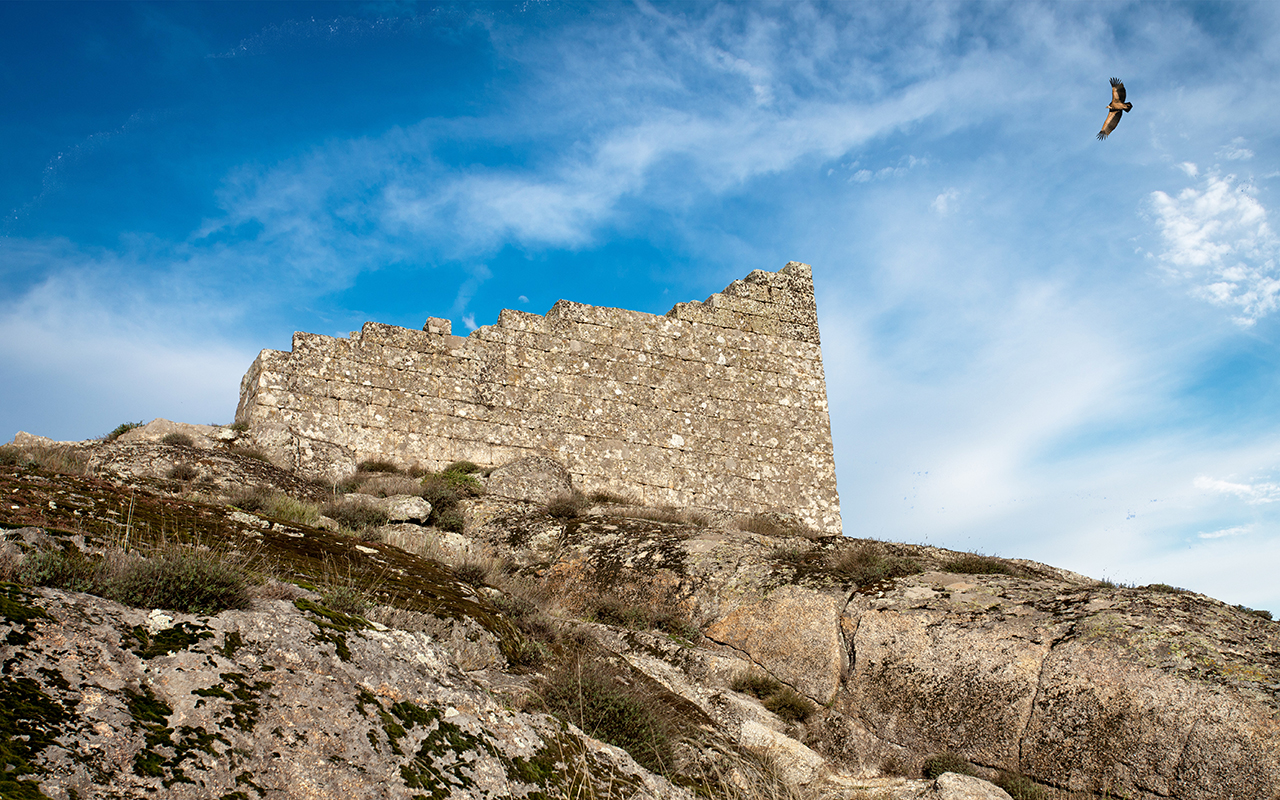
left=236, top=262, right=842, bottom=533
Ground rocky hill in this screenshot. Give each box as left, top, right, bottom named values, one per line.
left=1, top=421, right=1277, bottom=800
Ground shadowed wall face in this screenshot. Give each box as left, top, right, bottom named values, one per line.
left=237, top=262, right=842, bottom=533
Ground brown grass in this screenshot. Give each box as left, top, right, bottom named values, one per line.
left=0, top=443, right=89, bottom=476
left=736, top=513, right=822, bottom=539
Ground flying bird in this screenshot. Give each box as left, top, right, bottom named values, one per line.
left=1097, top=77, right=1132, bottom=140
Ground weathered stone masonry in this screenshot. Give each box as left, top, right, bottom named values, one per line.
left=236, top=262, right=842, bottom=533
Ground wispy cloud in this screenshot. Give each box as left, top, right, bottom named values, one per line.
left=1193, top=474, right=1280, bottom=504
left=1150, top=171, right=1280, bottom=326
left=1198, top=524, right=1253, bottom=539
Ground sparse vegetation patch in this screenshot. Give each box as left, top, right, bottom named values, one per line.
left=945, top=552, right=1018, bottom=576
left=828, top=543, right=920, bottom=587
left=921, top=752, right=976, bottom=779
left=104, top=421, right=143, bottom=442
left=161, top=433, right=194, bottom=447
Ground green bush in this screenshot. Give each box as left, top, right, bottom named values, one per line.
left=922, top=752, right=975, bottom=779
left=357, top=459, right=401, bottom=474
left=541, top=666, right=672, bottom=774
left=104, top=421, right=143, bottom=442
left=1233, top=603, right=1272, bottom=620
left=946, top=553, right=1017, bottom=575
left=18, top=549, right=104, bottom=594
left=108, top=549, right=250, bottom=615
left=160, top=432, right=194, bottom=446
left=434, top=508, right=465, bottom=533
left=444, top=460, right=481, bottom=475
left=762, top=686, right=815, bottom=723
left=322, top=499, right=389, bottom=531
left=1144, top=583, right=1189, bottom=594
left=320, top=585, right=368, bottom=616
left=993, top=771, right=1047, bottom=800
left=652, top=611, right=701, bottom=642
left=828, top=544, right=920, bottom=586
left=168, top=463, right=199, bottom=481
left=730, top=672, right=784, bottom=700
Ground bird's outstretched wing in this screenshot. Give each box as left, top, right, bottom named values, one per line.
left=1110, top=77, right=1126, bottom=103
left=1098, top=109, right=1122, bottom=140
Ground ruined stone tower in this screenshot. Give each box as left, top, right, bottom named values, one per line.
left=236, top=261, right=842, bottom=533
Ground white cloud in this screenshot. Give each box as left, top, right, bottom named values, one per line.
left=1178, top=162, right=1199, bottom=177
left=1193, top=474, right=1280, bottom=504
left=1198, top=524, right=1253, bottom=539
left=931, top=187, right=960, bottom=215
left=0, top=265, right=251, bottom=440
left=1216, top=138, right=1254, bottom=161
left=1150, top=173, right=1280, bottom=325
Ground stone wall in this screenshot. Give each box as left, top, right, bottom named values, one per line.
left=236, top=262, right=842, bottom=533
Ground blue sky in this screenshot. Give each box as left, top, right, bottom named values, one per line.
left=4, top=1, right=1280, bottom=612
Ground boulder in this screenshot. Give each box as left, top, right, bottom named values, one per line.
left=383, top=494, right=433, bottom=524
left=116, top=418, right=222, bottom=447
left=485, top=456, right=573, bottom=504
left=704, top=583, right=847, bottom=704
left=924, top=773, right=1013, bottom=800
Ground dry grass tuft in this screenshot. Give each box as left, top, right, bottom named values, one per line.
left=945, top=552, right=1018, bottom=576
left=736, top=513, right=822, bottom=539
left=618, top=506, right=711, bottom=527
left=0, top=443, right=89, bottom=476
left=828, top=543, right=920, bottom=587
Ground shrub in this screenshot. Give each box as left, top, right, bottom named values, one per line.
left=227, top=444, right=271, bottom=462
left=18, top=549, right=105, bottom=594
left=229, top=420, right=250, bottom=433
left=322, top=498, right=389, bottom=532
left=104, top=421, right=143, bottom=442
left=587, top=489, right=631, bottom=504
left=828, top=544, right=920, bottom=586
left=546, top=491, right=588, bottom=519
left=419, top=474, right=461, bottom=508
left=357, top=459, right=401, bottom=474
left=160, top=432, right=194, bottom=447
left=591, top=597, right=652, bottom=629
left=946, top=553, right=1017, bottom=575
left=541, top=665, right=672, bottom=774
left=0, top=444, right=88, bottom=475
left=1144, top=583, right=1189, bottom=594
left=453, top=560, right=492, bottom=587
left=731, top=672, right=784, bottom=700
left=357, top=474, right=424, bottom=498
left=444, top=460, right=481, bottom=475
left=921, top=753, right=975, bottom=779
left=168, top=463, right=199, bottom=481
left=230, top=485, right=274, bottom=513
left=320, top=585, right=368, bottom=616
left=1233, top=604, right=1272, bottom=620
left=736, top=513, right=821, bottom=539
left=0, top=445, right=25, bottom=466
left=762, top=686, right=815, bottom=723
left=108, top=548, right=250, bottom=615
left=993, top=771, right=1047, bottom=800
left=0, top=541, right=23, bottom=582
left=652, top=611, right=701, bottom=642
left=434, top=508, right=465, bottom=533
